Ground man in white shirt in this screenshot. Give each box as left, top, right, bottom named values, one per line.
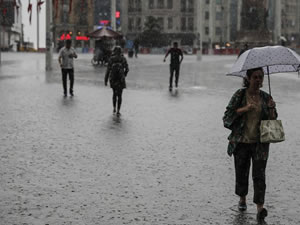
left=58, top=40, right=78, bottom=97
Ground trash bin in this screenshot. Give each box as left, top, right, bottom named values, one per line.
left=128, top=49, right=134, bottom=58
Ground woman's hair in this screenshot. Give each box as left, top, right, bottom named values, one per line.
left=113, top=46, right=122, bottom=55
left=243, top=67, right=264, bottom=87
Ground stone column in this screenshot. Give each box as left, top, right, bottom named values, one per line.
left=46, top=0, right=53, bottom=71
left=274, top=0, right=281, bottom=44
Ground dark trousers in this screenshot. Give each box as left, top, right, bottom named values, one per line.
left=234, top=143, right=268, bottom=205
left=62, top=69, right=74, bottom=95
left=112, top=88, right=123, bottom=110
left=169, top=64, right=180, bottom=87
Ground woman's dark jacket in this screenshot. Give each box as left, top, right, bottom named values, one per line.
left=223, top=88, right=277, bottom=159
left=105, top=54, right=129, bottom=90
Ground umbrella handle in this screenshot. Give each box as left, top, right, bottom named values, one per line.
left=267, top=66, right=271, bottom=96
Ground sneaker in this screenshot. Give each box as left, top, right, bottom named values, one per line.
left=238, top=201, right=247, bottom=211
left=256, top=208, right=268, bottom=222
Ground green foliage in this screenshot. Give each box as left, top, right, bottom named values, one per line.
left=139, top=16, right=168, bottom=48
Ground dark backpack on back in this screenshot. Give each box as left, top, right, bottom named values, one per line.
left=110, top=61, right=124, bottom=81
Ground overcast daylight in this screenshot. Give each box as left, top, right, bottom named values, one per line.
left=1, top=0, right=300, bottom=224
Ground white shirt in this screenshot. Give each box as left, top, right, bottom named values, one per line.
left=58, top=47, right=77, bottom=69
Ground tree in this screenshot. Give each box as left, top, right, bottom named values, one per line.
left=139, top=16, right=168, bottom=48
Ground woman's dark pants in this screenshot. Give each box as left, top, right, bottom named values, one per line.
left=62, top=69, right=74, bottom=95
left=234, top=143, right=268, bottom=205
left=112, top=88, right=123, bottom=110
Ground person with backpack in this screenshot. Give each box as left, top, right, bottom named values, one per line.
left=105, top=46, right=129, bottom=116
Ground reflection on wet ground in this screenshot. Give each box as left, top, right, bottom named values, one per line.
left=0, top=53, right=299, bottom=225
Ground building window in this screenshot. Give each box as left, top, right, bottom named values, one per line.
left=181, top=0, right=186, bottom=12
left=188, top=0, right=194, bottom=12
left=167, top=0, right=173, bottom=9
left=205, top=11, right=209, bottom=20
left=149, top=0, right=154, bottom=9
left=128, top=18, right=134, bottom=31
left=158, top=0, right=164, bottom=9
left=205, top=27, right=209, bottom=35
left=206, top=0, right=210, bottom=4
left=168, top=17, right=173, bottom=29
left=216, top=0, right=221, bottom=4
left=136, top=0, right=142, bottom=11
left=157, top=17, right=164, bottom=29
left=128, top=0, right=134, bottom=12
left=136, top=17, right=142, bottom=30
left=188, top=17, right=194, bottom=31
left=216, top=11, right=222, bottom=20
left=216, top=27, right=222, bottom=35
left=181, top=17, right=186, bottom=31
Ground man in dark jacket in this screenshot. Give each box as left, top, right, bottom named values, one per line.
left=163, top=42, right=184, bottom=91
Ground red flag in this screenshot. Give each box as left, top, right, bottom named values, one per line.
left=2, top=7, right=7, bottom=16
left=0, top=0, right=5, bottom=16
left=28, top=0, right=32, bottom=24
left=81, top=0, right=84, bottom=11
left=55, top=0, right=59, bottom=18
left=37, top=0, right=44, bottom=12
left=68, top=0, right=72, bottom=14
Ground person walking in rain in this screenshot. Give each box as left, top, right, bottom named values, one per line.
left=163, top=42, right=184, bottom=91
left=105, top=46, right=129, bottom=116
left=223, top=67, right=277, bottom=222
left=133, top=38, right=140, bottom=58
left=238, top=43, right=249, bottom=57
left=58, top=40, right=78, bottom=97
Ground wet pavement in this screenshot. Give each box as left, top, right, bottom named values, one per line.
left=0, top=52, right=300, bottom=225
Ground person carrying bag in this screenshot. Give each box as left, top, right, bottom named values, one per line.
left=223, top=67, right=283, bottom=223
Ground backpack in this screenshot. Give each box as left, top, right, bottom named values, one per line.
left=110, top=62, right=124, bottom=81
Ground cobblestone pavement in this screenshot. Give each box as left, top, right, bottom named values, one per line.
left=0, top=53, right=299, bottom=225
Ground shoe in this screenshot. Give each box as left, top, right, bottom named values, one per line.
left=175, top=83, right=178, bottom=88
left=64, top=93, right=67, bottom=97
left=116, top=112, right=121, bottom=116
left=70, top=92, right=74, bottom=97
left=169, top=86, right=172, bottom=91
left=256, top=208, right=268, bottom=222
left=238, top=201, right=247, bottom=211
left=113, top=108, right=116, bottom=113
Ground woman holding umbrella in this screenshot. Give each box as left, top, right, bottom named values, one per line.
left=223, top=67, right=277, bottom=222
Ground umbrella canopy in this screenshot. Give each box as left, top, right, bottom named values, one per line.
left=227, top=45, right=300, bottom=95
left=87, top=26, right=122, bottom=39
left=227, top=45, right=300, bottom=77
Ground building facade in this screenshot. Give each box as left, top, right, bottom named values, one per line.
left=52, top=0, right=94, bottom=51
left=280, top=0, right=300, bottom=45
left=121, top=0, right=198, bottom=47
left=94, top=0, right=121, bottom=30
left=120, top=0, right=300, bottom=50
left=0, top=0, right=22, bottom=51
